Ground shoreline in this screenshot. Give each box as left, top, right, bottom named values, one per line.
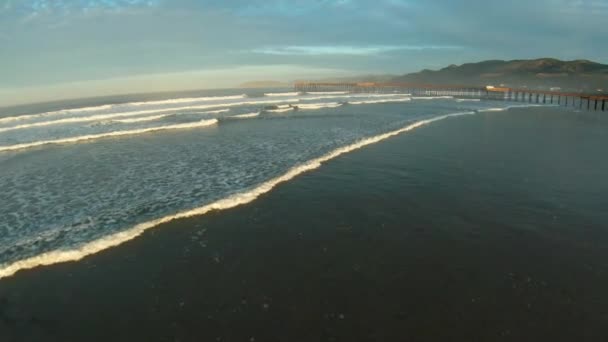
left=0, top=109, right=478, bottom=281
left=1, top=107, right=607, bottom=341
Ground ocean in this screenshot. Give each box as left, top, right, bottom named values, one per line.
left=1, top=89, right=607, bottom=340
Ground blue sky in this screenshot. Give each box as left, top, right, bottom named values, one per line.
left=1, top=0, right=607, bottom=105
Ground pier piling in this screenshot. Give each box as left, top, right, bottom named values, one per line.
left=293, top=82, right=607, bottom=112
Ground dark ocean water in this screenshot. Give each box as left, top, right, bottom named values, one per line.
left=0, top=89, right=527, bottom=278
left=0, top=91, right=607, bottom=340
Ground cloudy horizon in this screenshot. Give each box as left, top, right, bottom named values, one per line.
left=1, top=0, right=607, bottom=106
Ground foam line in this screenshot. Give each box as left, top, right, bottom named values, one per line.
left=267, top=107, right=294, bottom=113
left=412, top=96, right=454, bottom=100
left=298, top=102, right=343, bottom=110
left=0, top=119, right=218, bottom=153
left=0, top=110, right=479, bottom=280
left=129, top=95, right=246, bottom=106
left=113, top=115, right=169, bottom=124
left=232, top=112, right=260, bottom=119
left=0, top=100, right=294, bottom=133
left=264, top=92, right=301, bottom=97
left=303, top=93, right=411, bottom=101
left=202, top=109, right=230, bottom=114
left=477, top=108, right=507, bottom=112
left=0, top=96, right=247, bottom=125
left=349, top=98, right=412, bottom=105
left=0, top=104, right=115, bottom=125
left=111, top=109, right=229, bottom=124
left=307, top=91, right=349, bottom=95
left=456, top=99, right=481, bottom=102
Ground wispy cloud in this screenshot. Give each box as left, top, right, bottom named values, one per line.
left=11, top=0, right=160, bottom=15
left=252, top=45, right=463, bottom=56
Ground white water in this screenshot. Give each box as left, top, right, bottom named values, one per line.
left=231, top=112, right=260, bottom=119
left=0, top=100, right=294, bottom=132
left=0, top=119, right=218, bottom=152
left=266, top=107, right=294, bottom=113
left=412, top=96, right=454, bottom=100
left=307, top=91, right=349, bottom=95
left=264, top=92, right=301, bottom=97
left=349, top=98, right=412, bottom=105
left=298, top=102, right=343, bottom=110
left=129, top=95, right=247, bottom=106
left=113, top=114, right=170, bottom=124
left=0, top=110, right=478, bottom=280
left=0, top=96, right=245, bottom=125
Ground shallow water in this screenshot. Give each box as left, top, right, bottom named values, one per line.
left=0, top=90, right=548, bottom=277
left=1, top=106, right=607, bottom=341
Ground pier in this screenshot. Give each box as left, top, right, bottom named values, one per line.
left=294, top=82, right=608, bottom=111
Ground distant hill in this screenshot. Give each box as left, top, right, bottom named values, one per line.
left=314, top=74, right=397, bottom=83
left=392, top=58, right=608, bottom=92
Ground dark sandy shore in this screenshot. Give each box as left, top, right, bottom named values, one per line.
left=1, top=107, right=608, bottom=341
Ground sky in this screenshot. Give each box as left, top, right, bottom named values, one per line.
left=1, top=0, right=607, bottom=106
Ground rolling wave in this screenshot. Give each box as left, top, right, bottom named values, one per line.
left=298, top=102, right=343, bottom=110
left=0, top=104, right=115, bottom=125
left=129, top=95, right=246, bottom=106
left=108, top=109, right=229, bottom=124
left=0, top=119, right=218, bottom=153
left=113, top=114, right=170, bottom=124
left=302, top=93, right=410, bottom=101
left=231, top=112, right=260, bottom=119
left=264, top=92, right=301, bottom=97
left=306, top=91, right=349, bottom=95
left=0, top=96, right=245, bottom=125
left=266, top=107, right=294, bottom=113
left=0, top=110, right=479, bottom=280
left=349, top=98, right=412, bottom=105
left=412, top=96, right=454, bottom=100
left=202, top=109, right=230, bottom=114
left=0, top=100, right=295, bottom=132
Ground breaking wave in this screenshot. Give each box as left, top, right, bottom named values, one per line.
left=0, top=110, right=478, bottom=280
left=307, top=91, right=349, bottom=95
left=264, top=92, right=301, bottom=97
left=0, top=119, right=218, bottom=152
left=129, top=95, right=246, bottom=106
left=298, top=102, right=343, bottom=110
left=349, top=98, right=412, bottom=105
left=231, top=112, right=260, bottom=119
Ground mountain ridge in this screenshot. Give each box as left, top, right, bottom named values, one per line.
left=392, top=58, right=608, bottom=92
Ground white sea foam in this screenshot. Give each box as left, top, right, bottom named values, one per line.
left=110, top=109, right=229, bottom=124
left=202, top=109, right=230, bottom=114
left=298, top=102, right=343, bottom=110
left=0, top=99, right=294, bottom=132
left=412, top=96, right=454, bottom=100
left=232, top=112, right=260, bottom=119
left=303, top=93, right=411, bottom=101
left=0, top=119, right=218, bottom=153
left=307, top=91, right=349, bottom=95
left=477, top=107, right=507, bottom=112
left=349, top=98, right=412, bottom=105
left=129, top=95, right=246, bottom=106
left=456, top=99, right=481, bottom=102
left=0, top=96, right=246, bottom=125
left=113, top=115, right=170, bottom=124
left=264, top=92, right=301, bottom=97
left=267, top=107, right=294, bottom=113
left=0, top=110, right=481, bottom=280
left=0, top=104, right=115, bottom=125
